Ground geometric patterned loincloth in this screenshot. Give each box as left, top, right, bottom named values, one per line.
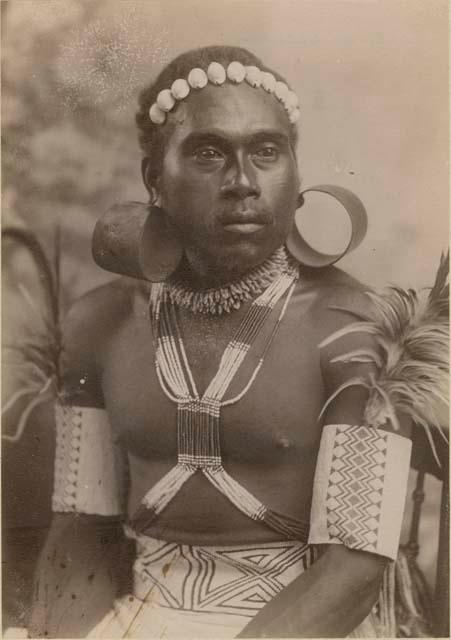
left=88, top=528, right=389, bottom=638
left=88, top=529, right=318, bottom=638
left=130, top=530, right=318, bottom=617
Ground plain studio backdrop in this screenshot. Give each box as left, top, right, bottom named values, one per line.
left=1, top=0, right=448, bottom=619
left=3, top=0, right=448, bottom=295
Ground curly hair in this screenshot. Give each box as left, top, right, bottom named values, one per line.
left=135, top=45, right=299, bottom=185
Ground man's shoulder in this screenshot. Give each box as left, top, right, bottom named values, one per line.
left=300, top=265, right=373, bottom=322
left=64, top=277, right=145, bottom=339
left=298, top=267, right=379, bottom=385
left=60, top=277, right=148, bottom=405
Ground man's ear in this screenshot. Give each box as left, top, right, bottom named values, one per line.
left=141, top=157, right=154, bottom=196
left=142, top=158, right=162, bottom=202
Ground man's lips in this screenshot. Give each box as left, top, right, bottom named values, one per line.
left=221, top=210, right=269, bottom=234
left=223, top=222, right=266, bottom=234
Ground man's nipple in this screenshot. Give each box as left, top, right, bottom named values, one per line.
left=275, top=434, right=293, bottom=449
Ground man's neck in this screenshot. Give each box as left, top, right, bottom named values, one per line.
left=164, top=246, right=291, bottom=319
left=180, top=248, right=279, bottom=290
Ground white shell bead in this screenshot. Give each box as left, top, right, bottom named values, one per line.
left=149, top=103, right=166, bottom=124
left=207, top=62, right=226, bottom=85
left=288, top=108, right=301, bottom=124
left=227, top=61, right=246, bottom=83
left=285, top=91, right=299, bottom=109
left=261, top=72, right=277, bottom=93
left=188, top=68, right=208, bottom=89
left=274, top=81, right=290, bottom=101
left=245, top=65, right=262, bottom=87
left=156, top=89, right=176, bottom=111
left=148, top=64, right=301, bottom=127
left=171, top=78, right=190, bottom=100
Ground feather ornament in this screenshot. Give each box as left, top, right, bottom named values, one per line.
left=319, top=253, right=449, bottom=466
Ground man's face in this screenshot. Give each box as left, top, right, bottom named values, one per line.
left=153, top=81, right=300, bottom=279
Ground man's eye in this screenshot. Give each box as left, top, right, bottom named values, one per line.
left=254, top=146, right=279, bottom=161
left=193, top=147, right=224, bottom=162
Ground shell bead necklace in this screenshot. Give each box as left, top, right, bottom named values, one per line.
left=165, top=246, right=291, bottom=315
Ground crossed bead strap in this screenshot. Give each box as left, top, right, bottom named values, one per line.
left=131, top=260, right=309, bottom=540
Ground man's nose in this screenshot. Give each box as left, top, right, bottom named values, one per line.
left=220, top=154, right=261, bottom=200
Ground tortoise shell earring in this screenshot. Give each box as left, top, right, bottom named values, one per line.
left=286, top=185, right=368, bottom=268
left=92, top=202, right=183, bottom=282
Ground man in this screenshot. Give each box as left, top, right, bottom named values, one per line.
left=29, top=46, right=412, bottom=638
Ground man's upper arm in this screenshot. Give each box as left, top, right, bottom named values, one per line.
left=318, top=286, right=411, bottom=438
left=309, top=285, right=413, bottom=560
left=53, top=283, right=130, bottom=518
left=59, top=289, right=108, bottom=408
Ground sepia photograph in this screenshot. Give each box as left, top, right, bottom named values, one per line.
left=2, top=1, right=449, bottom=637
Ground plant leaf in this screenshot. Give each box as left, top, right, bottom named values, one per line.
left=330, top=349, right=383, bottom=367
left=2, top=387, right=37, bottom=415
left=327, top=304, right=373, bottom=322
left=318, top=376, right=369, bottom=420
left=414, top=417, right=442, bottom=469
left=371, top=381, right=401, bottom=431
left=319, top=322, right=379, bottom=348
left=17, top=283, right=55, bottom=334
left=2, top=392, right=53, bottom=443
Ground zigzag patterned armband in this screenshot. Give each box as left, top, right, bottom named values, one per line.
left=308, top=424, right=412, bottom=560
left=52, top=403, right=128, bottom=516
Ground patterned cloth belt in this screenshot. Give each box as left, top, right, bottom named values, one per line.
left=88, top=531, right=318, bottom=638
left=87, top=530, right=396, bottom=639
left=128, top=529, right=317, bottom=616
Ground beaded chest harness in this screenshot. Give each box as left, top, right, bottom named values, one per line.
left=130, top=252, right=309, bottom=540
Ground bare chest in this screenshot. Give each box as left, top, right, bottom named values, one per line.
left=100, top=293, right=326, bottom=465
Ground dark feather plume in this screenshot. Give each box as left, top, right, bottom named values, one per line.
left=320, top=253, right=449, bottom=466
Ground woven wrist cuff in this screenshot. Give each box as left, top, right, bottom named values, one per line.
left=308, top=424, right=412, bottom=559
left=52, top=403, right=127, bottom=516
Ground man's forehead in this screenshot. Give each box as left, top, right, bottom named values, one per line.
left=168, top=82, right=292, bottom=140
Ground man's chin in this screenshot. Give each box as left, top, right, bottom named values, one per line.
left=210, top=240, right=284, bottom=279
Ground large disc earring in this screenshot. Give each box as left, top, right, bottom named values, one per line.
left=92, top=202, right=183, bottom=282
left=286, top=185, right=368, bottom=268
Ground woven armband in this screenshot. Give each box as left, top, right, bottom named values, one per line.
left=308, top=424, right=412, bottom=560
left=52, top=403, right=127, bottom=516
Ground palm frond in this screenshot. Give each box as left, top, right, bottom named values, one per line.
left=2, top=387, right=39, bottom=415
left=18, top=283, right=56, bottom=335
left=2, top=391, right=54, bottom=443
left=2, top=226, right=61, bottom=443
left=4, top=343, right=59, bottom=381
left=1, top=353, right=50, bottom=383
left=2, top=375, right=55, bottom=414
left=412, top=417, right=441, bottom=469
left=426, top=251, right=449, bottom=319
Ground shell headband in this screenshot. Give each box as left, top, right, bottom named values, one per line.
left=149, top=61, right=301, bottom=126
